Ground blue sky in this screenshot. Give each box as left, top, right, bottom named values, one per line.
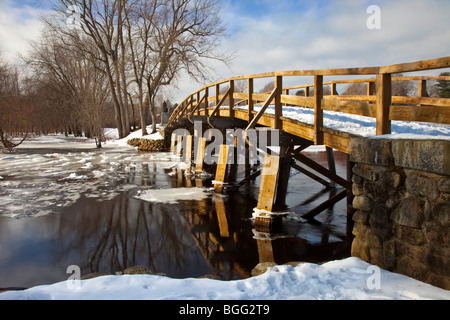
left=1, top=0, right=450, bottom=101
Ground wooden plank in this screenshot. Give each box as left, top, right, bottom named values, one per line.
left=376, top=74, right=392, bottom=135
left=322, top=99, right=376, bottom=118
left=379, top=56, right=450, bottom=74
left=314, top=75, right=324, bottom=145
left=214, top=145, right=229, bottom=193
left=257, top=154, right=280, bottom=212
left=323, top=95, right=377, bottom=102
left=322, top=130, right=351, bottom=154
left=390, top=105, right=450, bottom=124
left=280, top=95, right=314, bottom=108
left=195, top=137, right=207, bottom=173
left=391, top=96, right=450, bottom=107
left=252, top=92, right=271, bottom=102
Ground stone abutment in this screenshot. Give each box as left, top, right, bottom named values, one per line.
left=350, top=137, right=450, bottom=290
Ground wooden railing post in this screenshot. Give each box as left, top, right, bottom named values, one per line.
left=204, top=87, right=209, bottom=116
left=274, top=75, right=283, bottom=130
left=284, top=89, right=289, bottom=107
left=229, top=80, right=235, bottom=118
left=367, top=81, right=376, bottom=96
left=314, top=75, right=324, bottom=145
left=248, top=78, right=254, bottom=122
left=215, top=83, right=220, bottom=107
left=417, top=80, right=429, bottom=98
left=196, top=91, right=200, bottom=116
left=376, top=73, right=392, bottom=135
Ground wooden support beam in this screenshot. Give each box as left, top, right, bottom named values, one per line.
left=195, top=137, right=207, bottom=173
left=170, top=133, right=177, bottom=153
left=257, top=154, right=280, bottom=212
left=184, top=135, right=193, bottom=174
left=376, top=73, right=392, bottom=135
left=214, top=145, right=230, bottom=193
left=245, top=88, right=278, bottom=131
left=301, top=189, right=347, bottom=220
left=236, top=169, right=262, bottom=188
left=291, top=162, right=332, bottom=188
left=326, top=147, right=337, bottom=187
left=189, top=93, right=207, bottom=116
left=176, top=135, right=183, bottom=158
left=290, top=151, right=352, bottom=190
left=210, top=87, right=232, bottom=118
left=274, top=147, right=291, bottom=210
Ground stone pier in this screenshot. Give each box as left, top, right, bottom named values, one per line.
left=349, top=137, right=450, bottom=290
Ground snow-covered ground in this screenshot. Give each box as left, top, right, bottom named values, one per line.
left=1, top=257, right=448, bottom=300
left=0, top=119, right=449, bottom=300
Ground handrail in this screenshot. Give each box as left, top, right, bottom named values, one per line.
left=168, top=56, right=450, bottom=144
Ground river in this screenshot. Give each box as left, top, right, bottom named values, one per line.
left=0, top=135, right=352, bottom=289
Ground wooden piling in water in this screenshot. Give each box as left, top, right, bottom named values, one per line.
left=214, top=145, right=230, bottom=193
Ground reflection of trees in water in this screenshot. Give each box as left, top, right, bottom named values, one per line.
left=53, top=193, right=210, bottom=277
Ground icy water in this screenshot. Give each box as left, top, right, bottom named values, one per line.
left=0, top=137, right=352, bottom=289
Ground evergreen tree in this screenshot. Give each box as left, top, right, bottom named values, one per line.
left=437, top=72, right=450, bottom=98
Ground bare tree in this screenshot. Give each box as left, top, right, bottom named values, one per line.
left=130, top=0, right=229, bottom=134
left=46, top=0, right=229, bottom=137
left=0, top=52, right=31, bottom=152
left=48, top=0, right=131, bottom=138
left=26, top=27, right=110, bottom=147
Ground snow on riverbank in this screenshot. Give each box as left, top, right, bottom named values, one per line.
left=1, top=258, right=448, bottom=300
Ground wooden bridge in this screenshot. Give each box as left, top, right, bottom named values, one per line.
left=166, top=56, right=450, bottom=225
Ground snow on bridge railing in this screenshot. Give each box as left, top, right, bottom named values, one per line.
left=168, top=56, right=450, bottom=144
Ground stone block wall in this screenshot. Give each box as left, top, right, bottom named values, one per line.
left=349, top=137, right=450, bottom=290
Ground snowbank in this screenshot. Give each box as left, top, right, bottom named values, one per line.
left=1, top=258, right=448, bottom=300
left=115, top=126, right=164, bottom=146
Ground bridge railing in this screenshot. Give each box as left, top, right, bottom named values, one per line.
left=168, top=56, right=450, bottom=145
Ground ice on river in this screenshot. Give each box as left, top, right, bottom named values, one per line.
left=0, top=133, right=176, bottom=219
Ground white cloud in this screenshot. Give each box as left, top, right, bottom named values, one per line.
left=1, top=0, right=449, bottom=102
left=212, top=0, right=450, bottom=75
left=0, top=0, right=44, bottom=62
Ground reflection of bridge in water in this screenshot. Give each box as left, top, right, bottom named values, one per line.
left=167, top=157, right=352, bottom=280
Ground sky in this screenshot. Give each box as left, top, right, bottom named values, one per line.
left=1, top=0, right=450, bottom=102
